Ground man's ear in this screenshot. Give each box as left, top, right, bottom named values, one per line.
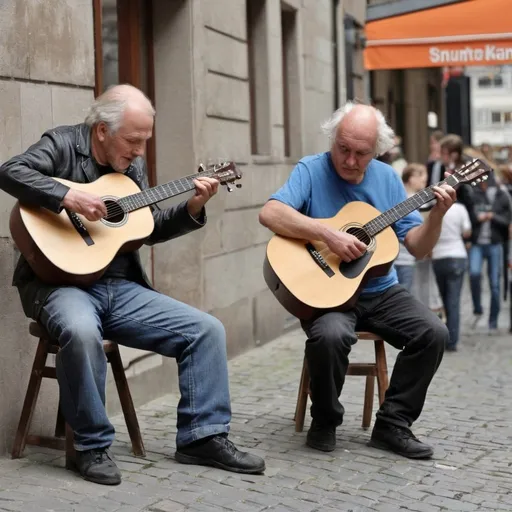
left=96, top=122, right=109, bottom=142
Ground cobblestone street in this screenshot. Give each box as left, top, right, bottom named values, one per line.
left=1, top=281, right=511, bottom=512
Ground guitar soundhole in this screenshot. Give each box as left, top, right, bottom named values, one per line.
left=345, top=226, right=371, bottom=245
left=103, top=199, right=126, bottom=225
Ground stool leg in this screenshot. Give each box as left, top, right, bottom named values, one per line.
left=293, top=357, right=305, bottom=422
left=362, top=375, right=375, bottom=429
left=65, top=423, right=76, bottom=470
left=374, top=340, right=389, bottom=405
left=55, top=401, right=65, bottom=438
left=295, top=357, right=309, bottom=433
left=11, top=338, right=49, bottom=459
left=108, top=348, right=146, bottom=457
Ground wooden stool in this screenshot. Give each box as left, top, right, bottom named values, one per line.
left=11, top=322, right=146, bottom=467
left=294, top=331, right=389, bottom=432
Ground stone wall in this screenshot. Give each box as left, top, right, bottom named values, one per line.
left=0, top=0, right=95, bottom=453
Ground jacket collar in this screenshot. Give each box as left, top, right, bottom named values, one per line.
left=75, top=124, right=99, bottom=183
left=75, top=123, right=92, bottom=157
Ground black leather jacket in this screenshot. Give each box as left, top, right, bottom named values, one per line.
left=0, top=123, right=206, bottom=320
left=470, top=184, right=511, bottom=245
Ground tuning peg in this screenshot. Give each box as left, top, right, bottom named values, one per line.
left=236, top=183, right=242, bottom=189
left=226, top=184, right=233, bottom=192
left=197, top=163, right=206, bottom=173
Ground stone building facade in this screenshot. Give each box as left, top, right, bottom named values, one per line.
left=0, top=0, right=351, bottom=453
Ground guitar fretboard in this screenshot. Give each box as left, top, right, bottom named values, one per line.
left=117, top=172, right=216, bottom=212
left=363, top=175, right=458, bottom=236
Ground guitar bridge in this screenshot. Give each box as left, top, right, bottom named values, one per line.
left=65, top=209, right=94, bottom=246
left=305, top=243, right=334, bottom=277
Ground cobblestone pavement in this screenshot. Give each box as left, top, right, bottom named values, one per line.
left=1, top=282, right=511, bottom=511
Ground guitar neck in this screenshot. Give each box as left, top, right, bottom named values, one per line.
left=118, top=171, right=215, bottom=212
left=363, top=175, right=459, bottom=237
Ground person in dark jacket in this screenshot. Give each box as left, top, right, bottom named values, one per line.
left=469, top=172, right=512, bottom=333
left=0, top=85, right=265, bottom=485
left=433, top=134, right=478, bottom=228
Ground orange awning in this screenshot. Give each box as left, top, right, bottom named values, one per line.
left=364, top=0, right=512, bottom=70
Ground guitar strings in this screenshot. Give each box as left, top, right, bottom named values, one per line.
left=100, top=170, right=218, bottom=220
left=97, top=166, right=228, bottom=220
left=104, top=202, right=125, bottom=219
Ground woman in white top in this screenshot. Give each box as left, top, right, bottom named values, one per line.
left=431, top=202, right=472, bottom=351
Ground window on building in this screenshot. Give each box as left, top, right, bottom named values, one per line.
left=494, top=75, right=504, bottom=87
left=281, top=3, right=299, bottom=158
left=475, top=108, right=489, bottom=126
left=504, top=112, right=512, bottom=124
left=491, top=111, right=502, bottom=124
left=332, top=0, right=340, bottom=108
left=478, top=76, right=492, bottom=88
left=247, top=0, right=269, bottom=156
left=478, top=74, right=504, bottom=88
left=93, top=0, right=157, bottom=185
left=344, top=14, right=365, bottom=101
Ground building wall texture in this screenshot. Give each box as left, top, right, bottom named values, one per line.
left=0, top=0, right=342, bottom=453
left=0, top=0, right=96, bottom=453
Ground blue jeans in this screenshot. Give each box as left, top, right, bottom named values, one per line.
left=469, top=244, right=502, bottom=329
left=432, top=258, right=467, bottom=348
left=39, top=279, right=231, bottom=450
left=395, top=265, right=415, bottom=292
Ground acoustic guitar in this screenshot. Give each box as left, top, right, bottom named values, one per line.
left=10, top=162, right=242, bottom=286
left=263, top=159, right=492, bottom=320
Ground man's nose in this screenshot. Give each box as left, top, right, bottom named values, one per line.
left=346, top=153, right=356, bottom=167
left=133, top=146, right=145, bottom=157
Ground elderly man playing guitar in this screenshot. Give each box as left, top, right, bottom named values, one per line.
left=0, top=84, right=265, bottom=485
left=259, top=103, right=458, bottom=459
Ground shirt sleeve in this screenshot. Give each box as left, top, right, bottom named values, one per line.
left=388, top=170, right=423, bottom=242
left=269, top=161, right=312, bottom=214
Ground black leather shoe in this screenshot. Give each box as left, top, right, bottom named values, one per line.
left=306, top=420, right=336, bottom=452
left=175, top=435, right=265, bottom=474
left=75, top=448, right=122, bottom=485
left=369, top=420, right=433, bottom=459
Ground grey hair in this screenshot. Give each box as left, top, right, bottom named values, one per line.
left=84, top=86, right=156, bottom=133
left=320, top=101, right=396, bottom=155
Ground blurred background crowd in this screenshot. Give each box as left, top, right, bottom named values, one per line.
left=378, top=132, right=512, bottom=352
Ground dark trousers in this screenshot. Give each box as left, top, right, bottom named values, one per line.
left=301, top=285, right=447, bottom=429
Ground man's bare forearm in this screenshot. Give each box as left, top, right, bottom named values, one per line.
left=404, top=211, right=443, bottom=259
left=259, top=200, right=331, bottom=242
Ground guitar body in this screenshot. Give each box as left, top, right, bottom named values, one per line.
left=263, top=201, right=400, bottom=320
left=10, top=173, right=155, bottom=286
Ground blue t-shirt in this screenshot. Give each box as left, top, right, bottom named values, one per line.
left=269, top=152, right=423, bottom=294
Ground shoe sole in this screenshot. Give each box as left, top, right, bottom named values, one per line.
left=368, top=439, right=433, bottom=459
left=306, top=438, right=336, bottom=452
left=82, top=474, right=122, bottom=485
left=174, top=452, right=266, bottom=474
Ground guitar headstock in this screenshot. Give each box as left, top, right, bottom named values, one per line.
left=198, top=161, right=243, bottom=192
left=448, top=158, right=492, bottom=188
